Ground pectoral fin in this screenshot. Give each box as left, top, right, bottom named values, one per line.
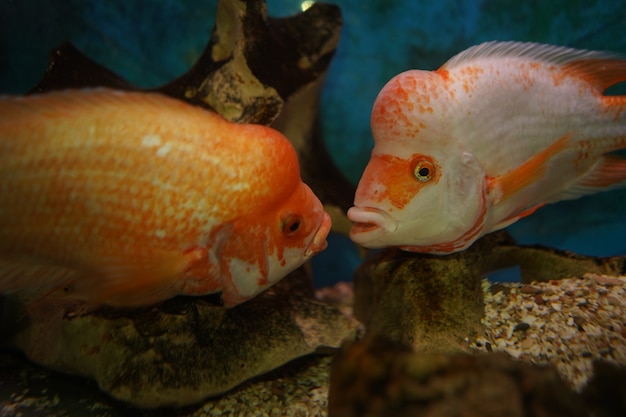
left=73, top=248, right=203, bottom=307
left=488, top=133, right=572, bottom=204
left=486, top=134, right=573, bottom=229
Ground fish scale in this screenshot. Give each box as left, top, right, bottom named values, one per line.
left=0, top=88, right=331, bottom=307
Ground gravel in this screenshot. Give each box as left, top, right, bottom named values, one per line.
left=472, top=273, right=626, bottom=390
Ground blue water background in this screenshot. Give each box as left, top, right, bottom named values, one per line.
left=1, top=0, right=625, bottom=285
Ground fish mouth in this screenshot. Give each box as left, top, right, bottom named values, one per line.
left=347, top=206, right=397, bottom=244
left=305, top=211, right=332, bottom=256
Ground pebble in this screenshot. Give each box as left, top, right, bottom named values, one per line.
left=513, top=322, right=530, bottom=332
left=474, top=273, right=626, bottom=391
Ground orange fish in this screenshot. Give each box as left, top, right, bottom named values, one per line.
left=348, top=41, right=626, bottom=254
left=0, top=88, right=331, bottom=307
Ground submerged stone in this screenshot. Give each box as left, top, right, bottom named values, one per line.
left=353, top=230, right=626, bottom=353
left=328, top=336, right=588, bottom=417
left=2, top=268, right=357, bottom=408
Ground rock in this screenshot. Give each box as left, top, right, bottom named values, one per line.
left=352, top=234, right=506, bottom=353
left=160, top=0, right=340, bottom=125
left=0, top=350, right=333, bottom=417
left=328, top=336, right=588, bottom=417
left=2, top=268, right=356, bottom=408
left=582, top=360, right=626, bottom=417
left=486, top=244, right=626, bottom=283
left=354, top=230, right=626, bottom=353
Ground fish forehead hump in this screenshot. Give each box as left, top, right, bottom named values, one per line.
left=371, top=70, right=454, bottom=152
left=371, top=41, right=626, bottom=176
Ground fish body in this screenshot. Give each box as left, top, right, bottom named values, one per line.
left=0, top=88, right=330, bottom=307
left=348, top=41, right=626, bottom=254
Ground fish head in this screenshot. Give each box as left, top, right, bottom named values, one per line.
left=348, top=149, right=488, bottom=253
left=220, top=181, right=331, bottom=306
left=266, top=181, right=331, bottom=271
left=348, top=69, right=489, bottom=254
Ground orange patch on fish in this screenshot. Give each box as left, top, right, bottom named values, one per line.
left=371, top=80, right=415, bottom=131
left=489, top=133, right=573, bottom=204
left=357, top=153, right=439, bottom=210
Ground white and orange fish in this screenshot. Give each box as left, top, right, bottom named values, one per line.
left=348, top=41, right=626, bottom=254
left=0, top=88, right=331, bottom=307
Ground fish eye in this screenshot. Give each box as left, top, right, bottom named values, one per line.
left=282, top=215, right=303, bottom=236
left=413, top=160, right=434, bottom=182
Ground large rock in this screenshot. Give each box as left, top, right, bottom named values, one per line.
left=354, top=231, right=626, bottom=353
left=2, top=268, right=356, bottom=408
left=328, top=336, right=588, bottom=417
left=352, top=233, right=506, bottom=353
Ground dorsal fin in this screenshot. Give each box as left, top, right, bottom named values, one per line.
left=70, top=247, right=206, bottom=307
left=442, top=41, right=626, bottom=92
left=443, top=41, right=622, bottom=70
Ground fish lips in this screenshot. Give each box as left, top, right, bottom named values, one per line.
left=347, top=206, right=398, bottom=246
left=305, top=211, right=332, bottom=256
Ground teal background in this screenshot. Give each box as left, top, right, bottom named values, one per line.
left=1, top=1, right=625, bottom=284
